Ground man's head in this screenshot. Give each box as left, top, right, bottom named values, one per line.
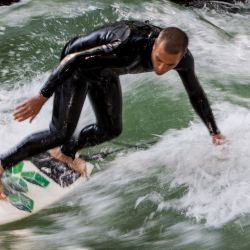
left=151, top=27, right=189, bottom=75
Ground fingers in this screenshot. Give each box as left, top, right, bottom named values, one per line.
left=213, top=137, right=222, bottom=145
left=212, top=138, right=228, bottom=146
left=13, top=109, right=33, bottom=122
left=12, top=95, right=45, bottom=123
left=212, top=134, right=227, bottom=145
left=213, top=140, right=222, bottom=145
left=13, top=104, right=28, bottom=120
left=15, top=100, right=29, bottom=110
left=13, top=105, right=29, bottom=116
left=13, top=97, right=34, bottom=119
left=13, top=110, right=34, bottom=122
left=13, top=103, right=37, bottom=122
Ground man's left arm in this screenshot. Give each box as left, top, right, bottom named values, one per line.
left=175, top=50, right=224, bottom=144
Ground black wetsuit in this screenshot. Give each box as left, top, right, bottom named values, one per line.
left=1, top=20, right=220, bottom=169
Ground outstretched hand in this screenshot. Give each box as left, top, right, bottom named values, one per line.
left=212, top=133, right=226, bottom=145
left=13, top=94, right=48, bottom=123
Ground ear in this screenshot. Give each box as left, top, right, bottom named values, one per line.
left=152, top=41, right=156, bottom=51
left=153, top=38, right=159, bottom=51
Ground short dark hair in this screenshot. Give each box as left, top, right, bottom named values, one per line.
left=158, top=27, right=189, bottom=54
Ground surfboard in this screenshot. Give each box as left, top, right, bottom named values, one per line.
left=0, top=152, right=94, bottom=225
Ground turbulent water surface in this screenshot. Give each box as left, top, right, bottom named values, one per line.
left=1, top=0, right=250, bottom=249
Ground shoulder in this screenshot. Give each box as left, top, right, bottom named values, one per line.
left=61, top=21, right=131, bottom=58
left=78, top=21, right=132, bottom=45
left=125, top=20, right=162, bottom=35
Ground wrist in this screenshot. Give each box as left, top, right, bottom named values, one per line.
left=38, top=93, right=49, bottom=102
left=39, top=88, right=51, bottom=99
left=212, top=133, right=220, bottom=137
left=210, top=129, right=220, bottom=137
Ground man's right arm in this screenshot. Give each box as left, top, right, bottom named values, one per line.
left=39, top=40, right=123, bottom=98
left=40, top=24, right=131, bottom=98
left=13, top=42, right=124, bottom=123
left=12, top=24, right=131, bottom=123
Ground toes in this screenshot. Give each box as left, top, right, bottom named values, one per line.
left=0, top=186, right=6, bottom=200
left=72, top=158, right=87, bottom=177
left=0, top=193, right=6, bottom=200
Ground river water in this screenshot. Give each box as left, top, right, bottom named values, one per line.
left=0, top=0, right=250, bottom=249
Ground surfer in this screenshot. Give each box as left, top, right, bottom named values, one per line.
left=0, top=20, right=225, bottom=199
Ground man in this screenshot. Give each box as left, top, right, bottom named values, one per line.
left=0, top=20, right=224, bottom=199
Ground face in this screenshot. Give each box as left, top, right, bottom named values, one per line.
left=151, top=39, right=183, bottom=75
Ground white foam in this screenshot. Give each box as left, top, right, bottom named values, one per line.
left=0, top=0, right=102, bottom=28
left=0, top=0, right=250, bottom=232
left=102, top=102, right=250, bottom=227
left=0, top=72, right=95, bottom=152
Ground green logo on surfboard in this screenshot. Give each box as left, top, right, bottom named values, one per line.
left=2, top=162, right=50, bottom=212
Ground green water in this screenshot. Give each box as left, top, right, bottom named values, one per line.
left=1, top=0, right=250, bottom=249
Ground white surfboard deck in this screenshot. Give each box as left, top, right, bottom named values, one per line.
left=0, top=153, right=94, bottom=225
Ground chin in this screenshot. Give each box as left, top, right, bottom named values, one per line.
left=155, top=71, right=164, bottom=76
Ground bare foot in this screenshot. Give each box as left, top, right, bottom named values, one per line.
left=0, top=162, right=7, bottom=200
left=49, top=148, right=87, bottom=177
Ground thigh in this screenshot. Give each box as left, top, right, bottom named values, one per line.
left=88, top=69, right=122, bottom=130
left=50, top=68, right=89, bottom=133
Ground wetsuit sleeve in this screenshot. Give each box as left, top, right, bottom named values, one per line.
left=40, top=24, right=131, bottom=98
left=175, top=50, right=220, bottom=135
left=39, top=40, right=123, bottom=98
